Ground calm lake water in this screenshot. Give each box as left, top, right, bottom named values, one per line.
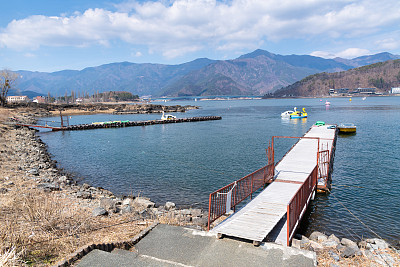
left=39, top=96, right=400, bottom=243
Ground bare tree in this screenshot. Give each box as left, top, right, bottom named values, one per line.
left=0, top=69, right=19, bottom=107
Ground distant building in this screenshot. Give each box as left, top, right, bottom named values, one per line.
left=33, top=96, right=46, bottom=103
left=330, top=88, right=349, bottom=95
left=351, top=87, right=376, bottom=94
left=391, top=87, right=400, bottom=94
left=6, top=95, right=30, bottom=103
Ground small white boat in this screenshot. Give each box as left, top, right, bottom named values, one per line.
left=325, top=101, right=331, bottom=106
left=281, top=110, right=293, bottom=117
left=338, top=123, right=357, bottom=133
left=161, top=111, right=176, bottom=121
left=362, top=97, right=366, bottom=100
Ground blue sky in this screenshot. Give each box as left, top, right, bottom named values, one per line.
left=1, top=0, right=400, bottom=72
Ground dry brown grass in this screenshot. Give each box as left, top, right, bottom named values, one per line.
left=158, top=212, right=193, bottom=227
left=0, top=107, right=10, bottom=121
left=0, top=246, right=24, bottom=267
left=0, top=186, right=154, bottom=265
left=0, top=108, right=154, bottom=265
left=316, top=247, right=400, bottom=266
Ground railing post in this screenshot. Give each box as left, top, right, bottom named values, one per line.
left=250, top=174, right=253, bottom=199
left=317, top=138, right=320, bottom=169
left=287, top=204, right=290, bottom=246
left=272, top=137, right=275, bottom=167
left=263, top=167, right=266, bottom=184
left=207, top=193, right=212, bottom=231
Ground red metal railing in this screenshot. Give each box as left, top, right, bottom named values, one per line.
left=286, top=166, right=318, bottom=246
left=318, top=149, right=330, bottom=189
left=207, top=163, right=274, bottom=230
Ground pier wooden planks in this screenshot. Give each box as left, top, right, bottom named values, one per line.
left=211, top=125, right=337, bottom=245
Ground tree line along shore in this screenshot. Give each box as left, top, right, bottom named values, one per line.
left=0, top=103, right=398, bottom=266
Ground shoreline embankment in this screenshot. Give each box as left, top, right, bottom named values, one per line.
left=0, top=104, right=207, bottom=265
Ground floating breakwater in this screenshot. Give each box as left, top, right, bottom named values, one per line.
left=60, top=116, right=222, bottom=131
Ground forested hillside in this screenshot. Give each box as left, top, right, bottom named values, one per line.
left=272, top=60, right=400, bottom=97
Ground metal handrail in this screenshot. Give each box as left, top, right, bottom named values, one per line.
left=286, top=166, right=318, bottom=246
left=207, top=163, right=274, bottom=230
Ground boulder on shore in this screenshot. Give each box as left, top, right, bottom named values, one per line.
left=92, top=207, right=108, bottom=217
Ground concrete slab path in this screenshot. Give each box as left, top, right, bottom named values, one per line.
left=76, top=224, right=316, bottom=267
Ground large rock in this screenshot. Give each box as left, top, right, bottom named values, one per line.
left=328, top=234, right=340, bottom=244
left=92, top=207, right=108, bottom=217
left=165, top=201, right=176, bottom=211
left=122, top=198, right=133, bottom=206
left=336, top=244, right=346, bottom=252
left=192, top=217, right=208, bottom=227
left=138, top=209, right=154, bottom=219
left=308, top=240, right=324, bottom=252
left=28, top=168, right=39, bottom=176
left=341, top=238, right=357, bottom=248
left=180, top=209, right=192, bottom=216
left=341, top=246, right=361, bottom=258
left=366, top=238, right=389, bottom=250
left=76, top=191, right=92, bottom=199
left=321, top=240, right=339, bottom=248
left=121, top=205, right=133, bottom=214
left=362, top=249, right=375, bottom=260
left=100, top=198, right=116, bottom=211
left=309, top=231, right=327, bottom=242
left=190, top=208, right=202, bottom=217
left=82, top=183, right=91, bottom=190
left=37, top=182, right=60, bottom=192
left=133, top=197, right=155, bottom=209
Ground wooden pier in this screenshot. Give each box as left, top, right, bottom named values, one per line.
left=208, top=123, right=338, bottom=246
left=16, top=116, right=222, bottom=131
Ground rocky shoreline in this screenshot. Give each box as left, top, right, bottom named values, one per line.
left=1, top=105, right=208, bottom=227
left=7, top=102, right=199, bottom=116
left=0, top=105, right=207, bottom=265
left=293, top=231, right=399, bottom=266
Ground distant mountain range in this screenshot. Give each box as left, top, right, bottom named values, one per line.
left=272, top=59, right=400, bottom=97
left=14, top=50, right=400, bottom=97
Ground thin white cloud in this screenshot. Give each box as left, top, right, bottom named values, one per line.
left=132, top=51, right=143, bottom=57
left=0, top=0, right=399, bottom=59
left=310, top=51, right=336, bottom=59
left=336, top=48, right=371, bottom=58
left=375, top=38, right=399, bottom=50
left=311, top=48, right=371, bottom=59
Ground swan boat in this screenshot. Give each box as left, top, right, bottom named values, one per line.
left=161, top=111, right=177, bottom=121
left=289, top=107, right=308, bottom=119
left=281, top=107, right=308, bottom=119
